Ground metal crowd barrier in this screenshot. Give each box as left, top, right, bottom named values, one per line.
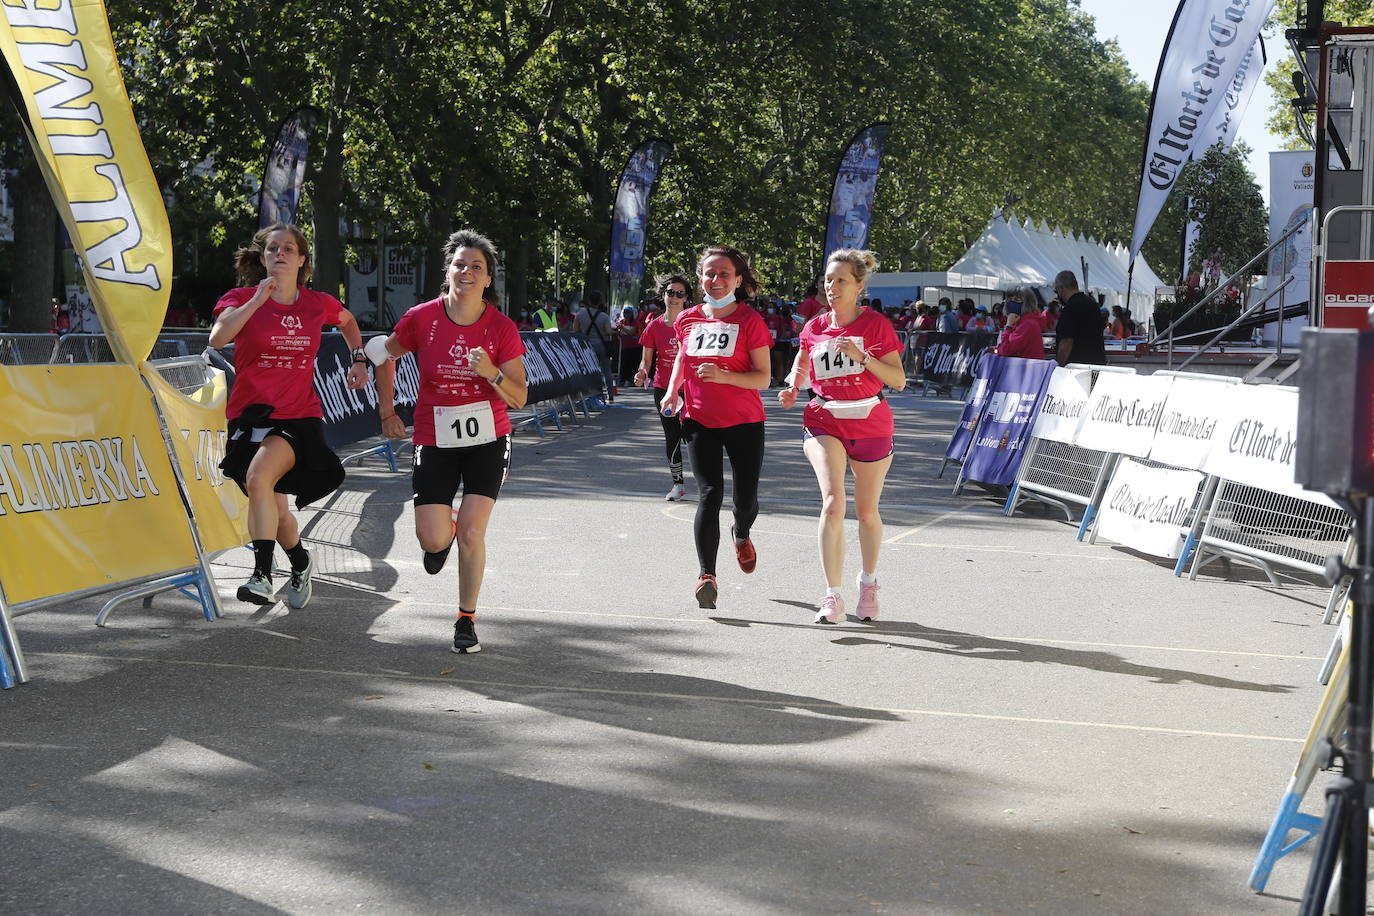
left=1004, top=364, right=1133, bottom=530
left=0, top=331, right=212, bottom=366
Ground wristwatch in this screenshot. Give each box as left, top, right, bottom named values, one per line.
left=490, top=371, right=505, bottom=387
left=351, top=347, right=367, bottom=364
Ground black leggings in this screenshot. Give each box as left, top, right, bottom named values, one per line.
left=684, top=419, right=765, bottom=575
left=652, top=388, right=685, bottom=484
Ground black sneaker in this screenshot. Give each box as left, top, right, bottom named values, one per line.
left=452, top=615, right=481, bottom=654
left=237, top=572, right=276, bottom=605
left=423, top=545, right=452, bottom=575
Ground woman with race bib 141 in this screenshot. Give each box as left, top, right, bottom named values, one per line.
left=779, top=248, right=905, bottom=624
left=660, top=246, right=772, bottom=610
left=369, top=229, right=528, bottom=654
left=210, top=223, right=369, bottom=609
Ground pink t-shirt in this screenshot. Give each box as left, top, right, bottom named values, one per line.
left=674, top=303, right=773, bottom=428
left=393, top=299, right=527, bottom=447
left=639, top=315, right=680, bottom=390
left=799, top=307, right=900, bottom=439
left=214, top=287, right=345, bottom=421
left=796, top=296, right=825, bottom=320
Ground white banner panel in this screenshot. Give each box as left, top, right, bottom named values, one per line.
left=1096, top=459, right=1203, bottom=559
left=1203, top=385, right=1335, bottom=506
left=1074, top=372, right=1173, bottom=458
left=1148, top=377, right=1235, bottom=470
left=1201, top=37, right=1264, bottom=149
left=1129, top=0, right=1277, bottom=262
left=1030, top=367, right=1093, bottom=443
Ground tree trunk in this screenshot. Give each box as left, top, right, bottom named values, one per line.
left=504, top=197, right=535, bottom=317
left=420, top=168, right=463, bottom=300
left=310, top=107, right=346, bottom=300
left=582, top=173, right=611, bottom=297
left=8, top=151, right=57, bottom=332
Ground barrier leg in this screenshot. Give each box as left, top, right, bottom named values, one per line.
left=383, top=439, right=398, bottom=473
left=0, top=643, right=14, bottom=689
left=1076, top=504, right=1096, bottom=541
left=1004, top=482, right=1020, bottom=516
left=1250, top=789, right=1326, bottom=892
left=1174, top=531, right=1198, bottom=576
left=0, top=591, right=28, bottom=684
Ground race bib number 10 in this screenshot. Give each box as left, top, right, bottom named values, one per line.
left=811, top=337, right=865, bottom=381
left=434, top=401, right=497, bottom=448
left=686, top=321, right=738, bottom=358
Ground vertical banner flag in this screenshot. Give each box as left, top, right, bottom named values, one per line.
left=1129, top=0, right=1277, bottom=264
left=259, top=107, right=318, bottom=228
left=1268, top=150, right=1315, bottom=310
left=823, top=123, right=890, bottom=264
left=0, top=0, right=173, bottom=364
left=609, top=139, right=673, bottom=315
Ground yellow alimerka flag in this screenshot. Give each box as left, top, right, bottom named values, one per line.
left=0, top=365, right=198, bottom=604
left=0, top=0, right=171, bottom=364
left=141, top=367, right=249, bottom=554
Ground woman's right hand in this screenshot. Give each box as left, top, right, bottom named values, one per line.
left=634, top=367, right=649, bottom=388
left=778, top=386, right=798, bottom=409
left=250, top=276, right=277, bottom=305
left=660, top=390, right=681, bottom=417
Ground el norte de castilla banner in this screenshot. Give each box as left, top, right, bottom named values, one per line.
left=1129, top=0, right=1276, bottom=265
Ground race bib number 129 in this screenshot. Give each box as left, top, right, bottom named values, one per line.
left=434, top=401, right=497, bottom=448
left=685, top=321, right=738, bottom=358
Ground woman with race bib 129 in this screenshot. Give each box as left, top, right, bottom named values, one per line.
left=370, top=229, right=528, bottom=654
left=660, top=246, right=772, bottom=610
left=779, top=248, right=905, bottom=624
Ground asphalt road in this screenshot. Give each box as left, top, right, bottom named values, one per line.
left=0, top=386, right=1339, bottom=914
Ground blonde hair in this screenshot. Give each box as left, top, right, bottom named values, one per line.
left=827, top=248, right=879, bottom=284
left=235, top=223, right=312, bottom=287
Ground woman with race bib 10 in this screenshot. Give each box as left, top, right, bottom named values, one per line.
left=660, top=246, right=772, bottom=610
left=779, top=248, right=905, bottom=623
left=369, top=229, right=528, bottom=654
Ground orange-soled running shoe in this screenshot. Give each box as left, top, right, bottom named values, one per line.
left=731, top=525, right=756, bottom=574
left=695, top=574, right=719, bottom=610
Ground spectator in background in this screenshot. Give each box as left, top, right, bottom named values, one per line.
left=990, top=302, right=1006, bottom=331
left=556, top=304, right=574, bottom=331
left=797, top=283, right=825, bottom=321
left=995, top=287, right=1045, bottom=360
left=1052, top=270, right=1106, bottom=366
left=574, top=290, right=616, bottom=399
left=936, top=298, right=960, bottom=334
left=614, top=306, right=642, bottom=385
left=967, top=305, right=996, bottom=334
left=1109, top=305, right=1128, bottom=340
left=915, top=303, right=937, bottom=332
left=515, top=308, right=534, bottom=331
left=532, top=297, right=559, bottom=332
left=1042, top=299, right=1061, bottom=331
left=956, top=300, right=974, bottom=330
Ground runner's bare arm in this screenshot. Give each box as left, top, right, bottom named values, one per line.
left=861, top=350, right=906, bottom=390
left=696, top=347, right=770, bottom=389
left=208, top=277, right=276, bottom=347
left=334, top=308, right=369, bottom=390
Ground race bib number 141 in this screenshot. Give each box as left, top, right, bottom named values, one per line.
left=811, top=337, right=865, bottom=381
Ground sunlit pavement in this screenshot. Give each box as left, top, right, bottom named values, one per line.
left=0, top=386, right=1333, bottom=914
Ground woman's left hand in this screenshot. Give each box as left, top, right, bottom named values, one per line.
left=468, top=346, right=494, bottom=378
left=347, top=361, right=369, bottom=390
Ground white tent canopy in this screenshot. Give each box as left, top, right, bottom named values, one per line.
left=944, top=211, right=1167, bottom=323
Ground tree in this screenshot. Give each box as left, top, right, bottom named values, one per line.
left=1263, top=1, right=1374, bottom=148
left=1179, top=142, right=1269, bottom=277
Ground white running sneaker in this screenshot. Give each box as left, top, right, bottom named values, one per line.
left=815, top=593, right=845, bottom=624
left=286, top=553, right=314, bottom=610
left=855, top=579, right=879, bottom=621
left=665, top=483, right=687, bottom=501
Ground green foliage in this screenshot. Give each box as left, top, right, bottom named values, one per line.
left=1180, top=143, right=1269, bottom=276
left=85, top=0, right=1159, bottom=315
left=1263, top=1, right=1374, bottom=148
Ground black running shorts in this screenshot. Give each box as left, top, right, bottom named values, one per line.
left=412, top=435, right=512, bottom=505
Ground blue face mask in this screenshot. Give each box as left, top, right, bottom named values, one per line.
left=704, top=290, right=736, bottom=309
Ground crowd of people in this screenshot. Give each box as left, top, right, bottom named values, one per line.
left=208, top=223, right=1129, bottom=654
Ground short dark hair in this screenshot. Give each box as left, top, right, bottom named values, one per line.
left=440, top=229, right=499, bottom=300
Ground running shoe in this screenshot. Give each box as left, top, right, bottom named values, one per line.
left=665, top=483, right=687, bottom=501
left=695, top=574, right=718, bottom=610
left=285, top=553, right=313, bottom=609
left=855, top=580, right=880, bottom=621
left=731, top=525, right=756, bottom=574
left=815, top=593, right=845, bottom=624
left=452, top=615, right=481, bottom=654
left=237, top=572, right=276, bottom=605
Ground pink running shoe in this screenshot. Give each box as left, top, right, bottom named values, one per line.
left=856, top=581, right=880, bottom=621
left=815, top=593, right=846, bottom=624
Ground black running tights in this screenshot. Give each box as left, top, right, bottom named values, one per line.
left=684, top=419, right=765, bottom=576
left=652, top=387, right=685, bottom=483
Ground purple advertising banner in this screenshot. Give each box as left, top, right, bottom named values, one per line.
left=259, top=107, right=318, bottom=228
left=944, top=354, right=1003, bottom=461
left=823, top=123, right=890, bottom=264
left=609, top=139, right=673, bottom=314
left=961, top=357, right=1057, bottom=485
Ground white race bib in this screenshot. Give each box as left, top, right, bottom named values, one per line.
left=685, top=321, right=738, bottom=358
left=434, top=401, right=497, bottom=448
left=810, top=337, right=865, bottom=381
